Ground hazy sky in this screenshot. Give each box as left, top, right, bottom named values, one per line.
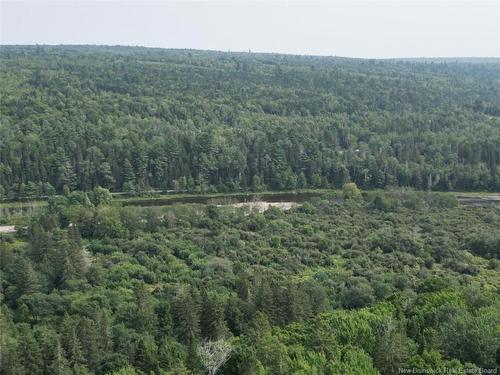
left=1, top=1, right=499, bottom=58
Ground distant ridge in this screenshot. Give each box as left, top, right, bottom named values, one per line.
left=1, top=44, right=499, bottom=63
left=389, top=57, right=500, bottom=64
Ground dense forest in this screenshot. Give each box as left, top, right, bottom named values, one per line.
left=1, top=46, right=499, bottom=375
left=1, top=45, right=500, bottom=198
left=1, top=188, right=499, bottom=374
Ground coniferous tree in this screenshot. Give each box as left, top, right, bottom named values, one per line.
left=17, top=324, right=44, bottom=375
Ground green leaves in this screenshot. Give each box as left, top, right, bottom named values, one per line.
left=2, top=46, right=500, bottom=198
left=1, top=189, right=499, bottom=373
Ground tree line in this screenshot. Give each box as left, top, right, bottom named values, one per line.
left=1, top=46, right=500, bottom=198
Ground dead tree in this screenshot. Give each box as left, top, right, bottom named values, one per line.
left=197, top=339, right=232, bottom=375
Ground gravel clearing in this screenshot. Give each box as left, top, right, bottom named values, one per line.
left=222, top=201, right=299, bottom=213
left=0, top=225, right=16, bottom=233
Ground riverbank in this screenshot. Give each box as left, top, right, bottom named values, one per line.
left=2, top=189, right=500, bottom=212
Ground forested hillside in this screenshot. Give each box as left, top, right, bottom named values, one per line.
left=1, top=189, right=499, bottom=374
left=1, top=45, right=500, bottom=198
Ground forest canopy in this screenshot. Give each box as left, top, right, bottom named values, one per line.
left=0, top=45, right=499, bottom=375
left=1, top=190, right=499, bottom=374
left=1, top=45, right=500, bottom=198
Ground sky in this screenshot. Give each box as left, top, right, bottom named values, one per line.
left=1, top=1, right=499, bottom=58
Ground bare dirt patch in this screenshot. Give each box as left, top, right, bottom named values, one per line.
left=222, top=201, right=299, bottom=213
left=0, top=225, right=16, bottom=233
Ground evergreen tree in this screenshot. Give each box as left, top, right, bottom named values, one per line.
left=200, top=290, right=229, bottom=340
left=17, top=324, right=43, bottom=375
left=171, top=287, right=200, bottom=347
left=122, top=159, right=136, bottom=193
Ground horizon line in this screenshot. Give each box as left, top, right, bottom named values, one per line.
left=2, top=43, right=500, bottom=61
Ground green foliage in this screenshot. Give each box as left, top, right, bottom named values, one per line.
left=88, top=187, right=113, bottom=206
left=1, top=188, right=499, bottom=373
left=107, top=366, right=138, bottom=375
left=467, top=233, right=500, bottom=259
left=1, top=46, right=500, bottom=199
left=439, top=305, right=499, bottom=368
left=342, top=182, right=362, bottom=200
